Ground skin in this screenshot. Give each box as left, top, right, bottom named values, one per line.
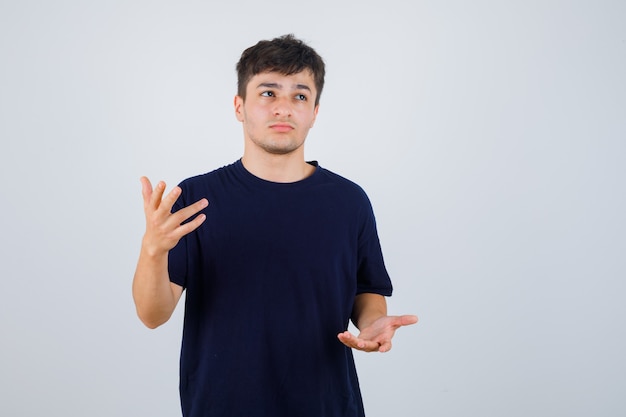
left=132, top=70, right=418, bottom=350
left=235, top=70, right=320, bottom=183
left=132, top=178, right=200, bottom=329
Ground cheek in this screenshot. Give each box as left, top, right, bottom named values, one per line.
left=303, top=112, right=317, bottom=128
left=245, top=104, right=268, bottom=121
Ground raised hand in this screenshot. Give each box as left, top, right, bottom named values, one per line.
left=140, top=176, right=208, bottom=256
left=133, top=177, right=209, bottom=328
left=337, top=314, right=418, bottom=353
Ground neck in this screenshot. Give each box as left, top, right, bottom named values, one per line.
left=241, top=148, right=315, bottom=183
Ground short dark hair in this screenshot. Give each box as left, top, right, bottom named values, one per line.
left=236, top=34, right=326, bottom=106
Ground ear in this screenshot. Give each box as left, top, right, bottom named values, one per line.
left=310, top=105, right=320, bottom=128
left=234, top=95, right=244, bottom=122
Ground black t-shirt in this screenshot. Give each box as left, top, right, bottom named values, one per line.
left=169, top=160, right=393, bottom=417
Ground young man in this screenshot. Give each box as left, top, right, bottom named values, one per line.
left=133, top=34, right=417, bottom=417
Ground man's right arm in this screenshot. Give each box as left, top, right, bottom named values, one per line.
left=132, top=177, right=208, bottom=329
left=132, top=246, right=184, bottom=329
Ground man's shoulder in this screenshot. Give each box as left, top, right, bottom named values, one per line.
left=317, top=164, right=370, bottom=200
left=179, top=161, right=239, bottom=186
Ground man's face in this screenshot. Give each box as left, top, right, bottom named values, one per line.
left=234, top=70, right=319, bottom=156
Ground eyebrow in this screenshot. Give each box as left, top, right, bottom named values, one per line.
left=257, top=82, right=312, bottom=92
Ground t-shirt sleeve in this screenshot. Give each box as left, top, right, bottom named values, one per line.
left=356, top=194, right=393, bottom=296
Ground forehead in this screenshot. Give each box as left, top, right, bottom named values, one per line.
left=247, top=70, right=316, bottom=92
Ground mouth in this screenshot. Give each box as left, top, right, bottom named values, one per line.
left=269, top=123, right=294, bottom=133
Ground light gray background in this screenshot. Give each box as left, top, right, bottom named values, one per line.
left=1, top=1, right=624, bottom=416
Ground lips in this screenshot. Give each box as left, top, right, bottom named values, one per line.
left=269, top=123, right=294, bottom=133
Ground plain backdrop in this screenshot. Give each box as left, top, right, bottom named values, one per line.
left=1, top=1, right=624, bottom=416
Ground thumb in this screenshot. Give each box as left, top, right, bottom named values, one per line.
left=399, top=315, right=418, bottom=326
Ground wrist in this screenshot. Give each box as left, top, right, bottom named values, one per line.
left=141, top=237, right=169, bottom=259
left=355, top=313, right=385, bottom=330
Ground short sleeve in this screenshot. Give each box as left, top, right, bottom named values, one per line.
left=356, top=195, right=393, bottom=296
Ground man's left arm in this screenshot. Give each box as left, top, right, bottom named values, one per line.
left=337, top=293, right=418, bottom=353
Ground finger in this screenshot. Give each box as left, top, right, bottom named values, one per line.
left=174, top=212, right=207, bottom=238
left=356, top=339, right=383, bottom=352
left=378, top=340, right=392, bottom=353
left=337, top=332, right=380, bottom=352
left=156, top=184, right=181, bottom=214
left=399, top=315, right=419, bottom=326
left=171, top=198, right=209, bottom=226
left=148, top=180, right=168, bottom=211
left=337, top=331, right=359, bottom=348
left=140, top=176, right=153, bottom=210
left=386, top=315, right=419, bottom=329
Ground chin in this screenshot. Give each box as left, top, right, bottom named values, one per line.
left=260, top=141, right=304, bottom=155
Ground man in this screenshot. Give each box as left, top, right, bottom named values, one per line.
left=133, top=34, right=417, bottom=417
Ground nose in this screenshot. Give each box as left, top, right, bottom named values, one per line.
left=272, top=96, right=292, bottom=117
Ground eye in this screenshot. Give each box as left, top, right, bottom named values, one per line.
left=295, top=94, right=307, bottom=101
left=261, top=91, right=275, bottom=97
